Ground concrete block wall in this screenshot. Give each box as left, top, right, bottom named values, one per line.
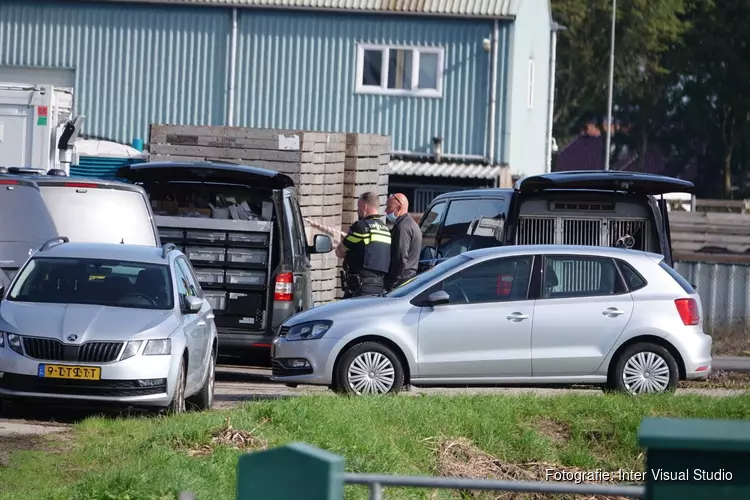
left=148, top=125, right=389, bottom=305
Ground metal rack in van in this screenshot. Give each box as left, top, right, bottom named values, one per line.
left=154, top=215, right=274, bottom=332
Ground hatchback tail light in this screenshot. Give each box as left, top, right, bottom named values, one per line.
left=674, top=298, right=700, bottom=325
left=274, top=272, right=293, bottom=301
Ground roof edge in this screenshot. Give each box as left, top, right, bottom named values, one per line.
left=79, top=0, right=517, bottom=20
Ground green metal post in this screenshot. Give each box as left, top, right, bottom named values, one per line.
left=638, top=417, right=750, bottom=500
left=237, top=442, right=345, bottom=500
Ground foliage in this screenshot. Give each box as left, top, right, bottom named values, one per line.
left=550, top=0, right=750, bottom=197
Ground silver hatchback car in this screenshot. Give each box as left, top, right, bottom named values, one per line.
left=271, top=245, right=712, bottom=395
left=0, top=238, right=217, bottom=413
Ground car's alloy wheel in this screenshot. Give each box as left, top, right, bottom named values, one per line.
left=611, top=343, right=678, bottom=395
left=335, top=342, right=404, bottom=395
left=622, top=351, right=671, bottom=394
left=347, top=351, right=396, bottom=394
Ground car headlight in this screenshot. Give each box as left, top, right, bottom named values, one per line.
left=3, top=333, right=23, bottom=355
left=285, top=321, right=333, bottom=341
left=120, top=340, right=143, bottom=361
left=143, top=339, right=171, bottom=356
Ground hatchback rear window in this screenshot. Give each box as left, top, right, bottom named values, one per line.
left=659, top=261, right=695, bottom=294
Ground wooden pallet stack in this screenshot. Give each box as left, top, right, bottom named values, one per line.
left=299, top=132, right=346, bottom=304
left=147, top=125, right=389, bottom=304
left=335, top=134, right=391, bottom=298
left=669, top=210, right=750, bottom=263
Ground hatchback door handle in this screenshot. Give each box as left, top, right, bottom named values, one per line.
left=197, top=321, right=207, bottom=326
left=602, top=307, right=625, bottom=317
left=206, top=314, right=215, bottom=320
left=507, top=312, right=529, bottom=321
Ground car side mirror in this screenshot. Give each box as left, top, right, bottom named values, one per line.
left=310, top=234, right=333, bottom=254
left=691, top=283, right=698, bottom=290
left=183, top=295, right=203, bottom=313
left=427, top=290, right=450, bottom=306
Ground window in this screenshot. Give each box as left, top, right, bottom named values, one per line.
left=527, top=58, right=535, bottom=109
left=284, top=195, right=307, bottom=257
left=8, top=257, right=173, bottom=310
left=419, top=201, right=447, bottom=256
left=659, top=261, right=695, bottom=294
left=357, top=44, right=444, bottom=97
left=176, top=257, right=202, bottom=298
left=616, top=260, right=647, bottom=292
left=387, top=254, right=471, bottom=298
left=439, top=256, right=534, bottom=305
left=437, top=199, right=508, bottom=258
left=542, top=256, right=624, bottom=299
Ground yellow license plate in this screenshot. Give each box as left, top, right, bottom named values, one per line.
left=38, top=364, right=101, bottom=380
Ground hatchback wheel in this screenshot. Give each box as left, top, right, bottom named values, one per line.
left=167, top=359, right=187, bottom=414
left=612, top=343, right=678, bottom=395
left=335, top=342, right=404, bottom=395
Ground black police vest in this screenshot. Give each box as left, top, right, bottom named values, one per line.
left=348, top=217, right=391, bottom=275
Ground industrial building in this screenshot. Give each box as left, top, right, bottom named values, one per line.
left=0, top=0, right=558, bottom=211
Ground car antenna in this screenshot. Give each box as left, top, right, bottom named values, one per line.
left=120, top=238, right=125, bottom=244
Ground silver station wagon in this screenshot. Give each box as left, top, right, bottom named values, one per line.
left=0, top=239, right=217, bottom=413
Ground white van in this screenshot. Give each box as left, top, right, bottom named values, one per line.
left=0, top=169, right=160, bottom=287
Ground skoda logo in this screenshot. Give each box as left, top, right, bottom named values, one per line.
left=67, top=334, right=78, bottom=342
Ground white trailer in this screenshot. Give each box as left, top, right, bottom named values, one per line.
left=0, top=83, right=85, bottom=175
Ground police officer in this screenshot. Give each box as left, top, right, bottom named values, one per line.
left=335, top=191, right=391, bottom=297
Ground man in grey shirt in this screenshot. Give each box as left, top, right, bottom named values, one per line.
left=384, top=193, right=422, bottom=291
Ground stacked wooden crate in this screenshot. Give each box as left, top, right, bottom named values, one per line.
left=298, top=132, right=346, bottom=304
left=147, top=125, right=389, bottom=304
left=336, top=134, right=391, bottom=298
left=669, top=210, right=750, bottom=263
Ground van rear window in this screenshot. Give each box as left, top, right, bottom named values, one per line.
left=0, top=185, right=58, bottom=241
left=659, top=261, right=695, bottom=294
left=39, top=186, right=157, bottom=247
left=142, top=181, right=274, bottom=222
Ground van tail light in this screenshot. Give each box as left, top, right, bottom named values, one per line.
left=674, top=298, right=700, bottom=326
left=274, top=272, right=293, bottom=301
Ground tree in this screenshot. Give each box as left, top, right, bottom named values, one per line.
left=668, top=0, right=750, bottom=197
left=551, top=0, right=690, bottom=152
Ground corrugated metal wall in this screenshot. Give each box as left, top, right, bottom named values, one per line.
left=234, top=10, right=508, bottom=158
left=674, top=260, right=750, bottom=332
left=0, top=1, right=230, bottom=144
left=0, top=1, right=509, bottom=158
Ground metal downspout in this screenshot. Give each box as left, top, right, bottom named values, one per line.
left=487, top=19, right=499, bottom=166
left=545, top=23, right=562, bottom=173
left=227, top=8, right=238, bottom=126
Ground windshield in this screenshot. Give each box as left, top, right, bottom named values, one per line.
left=39, top=186, right=158, bottom=246
left=8, top=257, right=174, bottom=310
left=387, top=255, right=472, bottom=298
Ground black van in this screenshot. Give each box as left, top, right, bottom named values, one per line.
left=117, top=161, right=333, bottom=359
left=417, top=170, right=694, bottom=271
left=0, top=168, right=160, bottom=289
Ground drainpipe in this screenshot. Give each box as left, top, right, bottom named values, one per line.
left=545, top=22, right=565, bottom=173
left=487, top=19, right=499, bottom=165
left=226, top=8, right=238, bottom=126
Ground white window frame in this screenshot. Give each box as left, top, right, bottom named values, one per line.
left=527, top=58, right=535, bottom=109
left=355, top=43, right=445, bottom=98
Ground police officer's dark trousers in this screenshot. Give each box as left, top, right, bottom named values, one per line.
left=348, top=274, right=385, bottom=297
